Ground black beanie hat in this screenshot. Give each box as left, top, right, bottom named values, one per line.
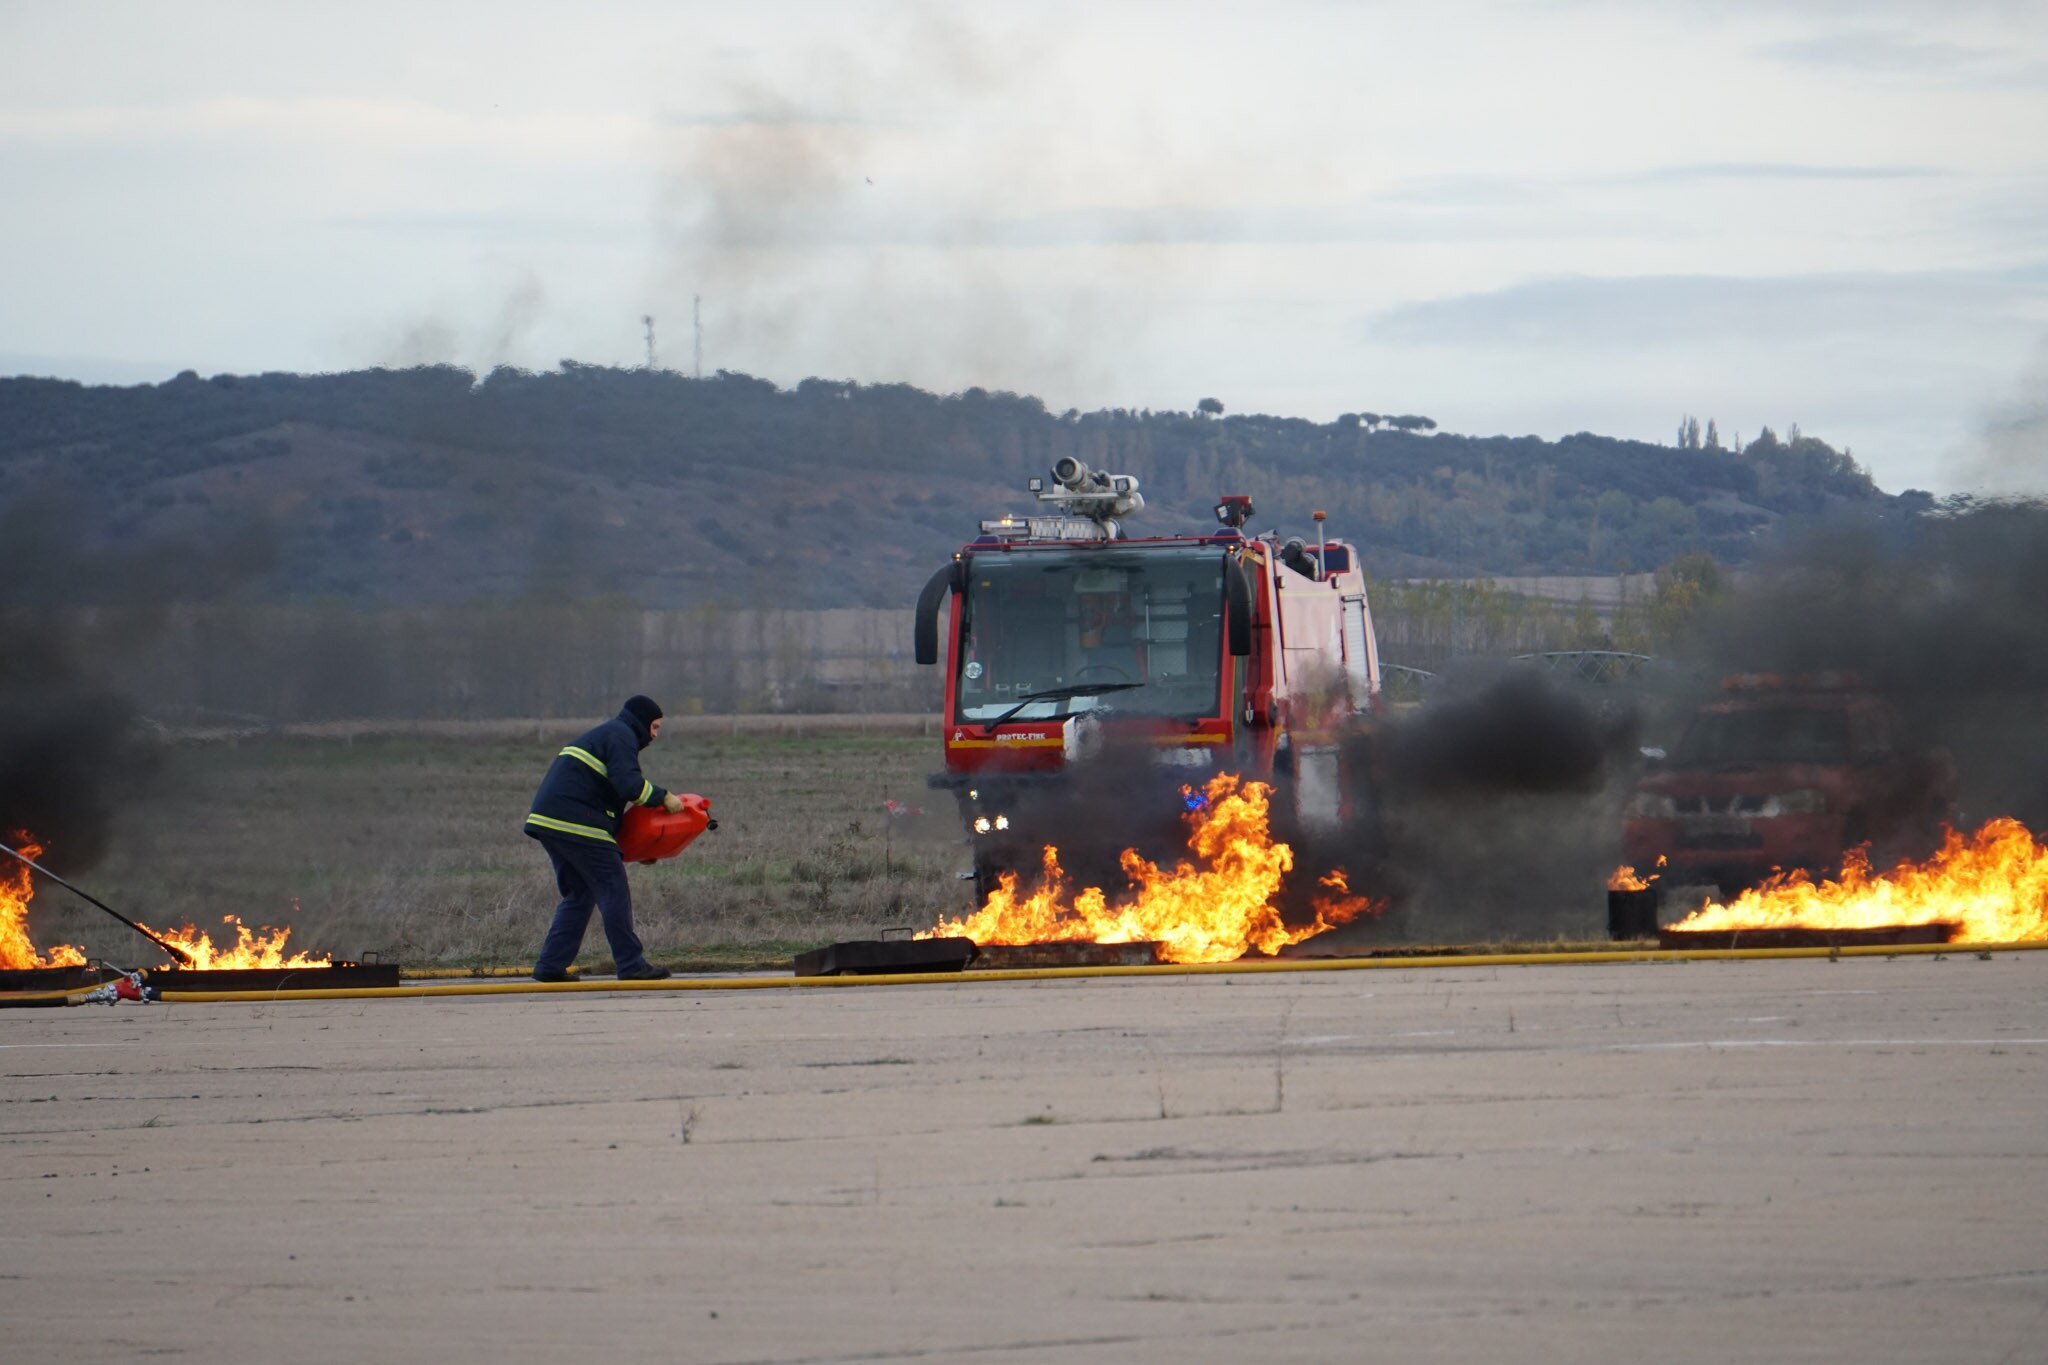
left=622, top=695, right=663, bottom=728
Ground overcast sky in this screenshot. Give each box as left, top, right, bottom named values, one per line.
left=2, top=0, right=2045, bottom=494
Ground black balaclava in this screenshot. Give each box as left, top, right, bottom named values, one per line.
left=621, top=694, right=663, bottom=749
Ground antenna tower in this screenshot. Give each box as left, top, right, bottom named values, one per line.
left=642, top=315, right=656, bottom=370
left=693, top=295, right=703, bottom=379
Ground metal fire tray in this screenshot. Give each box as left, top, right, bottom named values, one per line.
left=1607, top=887, right=1663, bottom=940
left=793, top=937, right=977, bottom=977
left=145, top=961, right=403, bottom=992
left=0, top=963, right=118, bottom=993
left=969, top=941, right=1162, bottom=969
left=1657, top=923, right=1959, bottom=951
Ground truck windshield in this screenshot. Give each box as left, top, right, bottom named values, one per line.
left=954, top=546, right=1227, bottom=724
left=1675, top=707, right=1852, bottom=766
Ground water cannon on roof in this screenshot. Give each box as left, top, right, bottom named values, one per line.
left=980, top=459, right=1145, bottom=541
left=1036, top=457, right=1143, bottom=523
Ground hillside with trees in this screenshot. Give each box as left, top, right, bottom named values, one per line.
left=0, top=363, right=1900, bottom=610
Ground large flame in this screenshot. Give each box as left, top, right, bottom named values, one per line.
left=140, top=912, right=332, bottom=970
left=0, top=836, right=89, bottom=970
left=925, top=773, right=1379, bottom=964
left=1670, top=818, right=2048, bottom=942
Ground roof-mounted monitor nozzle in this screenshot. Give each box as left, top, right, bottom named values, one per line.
left=1017, top=458, right=1143, bottom=538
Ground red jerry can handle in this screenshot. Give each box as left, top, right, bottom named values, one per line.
left=618, top=794, right=714, bottom=864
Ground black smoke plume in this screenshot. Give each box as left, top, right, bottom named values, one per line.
left=1308, top=665, right=1644, bottom=944
left=1377, top=666, right=1639, bottom=797
left=0, top=661, right=136, bottom=872
left=0, top=490, right=276, bottom=872
left=1685, top=498, right=2048, bottom=829
left=991, top=671, right=1646, bottom=946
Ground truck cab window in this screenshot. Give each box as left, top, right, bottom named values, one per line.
left=955, top=547, right=1228, bottom=723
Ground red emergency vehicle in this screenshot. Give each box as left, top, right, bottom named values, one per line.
left=1624, top=673, right=1957, bottom=893
left=913, top=459, right=1383, bottom=897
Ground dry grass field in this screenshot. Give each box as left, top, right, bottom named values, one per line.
left=20, top=714, right=1626, bottom=973
left=28, top=718, right=969, bottom=972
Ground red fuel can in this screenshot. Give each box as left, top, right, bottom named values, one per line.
left=618, top=794, right=714, bottom=863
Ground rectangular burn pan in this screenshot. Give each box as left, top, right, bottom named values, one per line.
left=145, top=961, right=403, bottom=992
left=1607, top=887, right=1663, bottom=940
left=1658, top=923, right=1959, bottom=951
left=793, top=938, right=977, bottom=977
left=0, top=964, right=118, bottom=993
left=969, top=941, right=1162, bottom=969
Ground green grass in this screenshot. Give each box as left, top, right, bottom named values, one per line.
left=33, top=730, right=968, bottom=972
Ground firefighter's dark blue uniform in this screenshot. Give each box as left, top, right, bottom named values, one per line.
left=527, top=700, right=671, bottom=977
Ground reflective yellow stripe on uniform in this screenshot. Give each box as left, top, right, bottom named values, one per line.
left=637, top=779, right=653, bottom=805
left=524, top=813, right=617, bottom=843
left=560, top=746, right=607, bottom=777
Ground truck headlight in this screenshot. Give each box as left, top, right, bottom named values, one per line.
left=1626, top=792, right=1677, bottom=819
left=973, top=816, right=992, bottom=834
left=1760, top=788, right=1828, bottom=817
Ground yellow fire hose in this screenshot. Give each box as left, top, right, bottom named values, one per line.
left=0, top=986, right=106, bottom=1007
left=132, top=937, right=2048, bottom=1004
left=5, top=939, right=2039, bottom=1007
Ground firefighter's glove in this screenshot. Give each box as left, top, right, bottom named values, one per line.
left=663, top=792, right=685, bottom=814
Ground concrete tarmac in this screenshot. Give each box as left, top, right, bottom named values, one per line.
left=3, top=954, right=2047, bottom=1363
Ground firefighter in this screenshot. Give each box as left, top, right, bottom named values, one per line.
left=526, top=694, right=683, bottom=982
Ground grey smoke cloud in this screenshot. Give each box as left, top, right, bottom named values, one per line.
left=643, top=10, right=1161, bottom=401
left=1683, top=497, right=2048, bottom=830
left=1950, top=339, right=2048, bottom=496
left=0, top=491, right=276, bottom=872
left=383, top=271, right=548, bottom=371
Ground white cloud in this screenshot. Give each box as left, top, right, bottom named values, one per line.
left=1759, top=26, right=2048, bottom=86
left=1372, top=270, right=2047, bottom=348
left=0, top=96, right=646, bottom=165
left=1, top=0, right=2045, bottom=498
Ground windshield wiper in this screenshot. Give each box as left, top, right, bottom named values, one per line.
left=982, top=681, right=1144, bottom=734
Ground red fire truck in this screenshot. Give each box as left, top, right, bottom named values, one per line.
left=913, top=459, right=1383, bottom=896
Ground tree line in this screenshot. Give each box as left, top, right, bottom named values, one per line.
left=0, top=364, right=1903, bottom=610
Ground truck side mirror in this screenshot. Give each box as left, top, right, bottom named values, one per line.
left=914, top=562, right=963, bottom=666
left=1225, top=562, right=1254, bottom=657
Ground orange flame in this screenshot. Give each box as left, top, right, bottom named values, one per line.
left=1670, top=818, right=2048, bottom=942
left=1311, top=869, right=1375, bottom=923
left=924, top=773, right=1381, bottom=964
left=1608, top=855, right=1666, bottom=893
left=0, top=836, right=88, bottom=970
left=138, top=913, right=331, bottom=970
